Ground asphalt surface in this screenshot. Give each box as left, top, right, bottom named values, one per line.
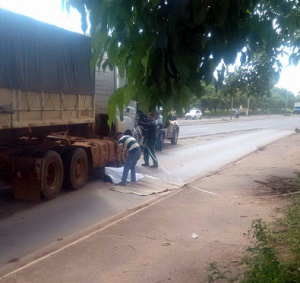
left=1, top=123, right=299, bottom=282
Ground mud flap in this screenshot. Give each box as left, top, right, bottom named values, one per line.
left=12, top=156, right=43, bottom=201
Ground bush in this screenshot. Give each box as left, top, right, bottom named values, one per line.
left=207, top=179, right=300, bottom=283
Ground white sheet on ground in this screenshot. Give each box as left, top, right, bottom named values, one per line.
left=105, top=167, right=181, bottom=196
left=105, top=167, right=144, bottom=184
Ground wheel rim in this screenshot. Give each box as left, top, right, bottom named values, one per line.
left=74, top=158, right=84, bottom=181
left=62, top=147, right=88, bottom=190
left=46, top=161, right=59, bottom=190
left=32, top=150, right=63, bottom=199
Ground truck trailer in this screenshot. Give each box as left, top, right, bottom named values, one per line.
left=0, top=9, right=133, bottom=201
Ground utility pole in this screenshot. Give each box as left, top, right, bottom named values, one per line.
left=285, top=92, right=288, bottom=114
left=230, top=96, right=234, bottom=120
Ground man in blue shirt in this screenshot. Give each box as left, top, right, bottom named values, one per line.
left=116, top=130, right=141, bottom=186
left=142, top=114, right=159, bottom=168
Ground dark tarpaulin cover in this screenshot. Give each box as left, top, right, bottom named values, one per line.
left=0, top=9, right=95, bottom=95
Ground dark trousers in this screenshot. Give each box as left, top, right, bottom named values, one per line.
left=156, top=129, right=164, bottom=151
left=144, top=139, right=158, bottom=166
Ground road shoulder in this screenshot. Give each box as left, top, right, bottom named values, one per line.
left=1, top=133, right=300, bottom=282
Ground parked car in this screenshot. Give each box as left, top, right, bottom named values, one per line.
left=163, top=117, right=179, bottom=145
left=185, top=109, right=202, bottom=120
left=155, top=113, right=179, bottom=150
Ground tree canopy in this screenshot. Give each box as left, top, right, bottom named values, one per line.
left=63, top=0, right=300, bottom=123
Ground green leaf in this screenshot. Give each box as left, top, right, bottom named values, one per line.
left=107, top=37, right=119, bottom=66
left=68, top=0, right=297, bottom=124
left=118, top=43, right=133, bottom=78
left=123, top=85, right=136, bottom=105
left=192, top=0, right=208, bottom=25
left=141, top=47, right=151, bottom=77
left=107, top=0, right=119, bottom=27
left=107, top=87, right=124, bottom=127
left=150, top=0, right=161, bottom=8
left=153, top=27, right=168, bottom=48
left=175, top=84, right=193, bottom=109
left=118, top=52, right=127, bottom=79
left=119, top=0, right=133, bottom=22
left=128, top=47, right=146, bottom=82
left=135, top=85, right=154, bottom=114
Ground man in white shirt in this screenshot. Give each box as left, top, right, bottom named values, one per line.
left=115, top=130, right=141, bottom=186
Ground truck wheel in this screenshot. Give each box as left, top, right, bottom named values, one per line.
left=171, top=130, right=179, bottom=145
left=32, top=150, right=63, bottom=200
left=62, top=147, right=88, bottom=190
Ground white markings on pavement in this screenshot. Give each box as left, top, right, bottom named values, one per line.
left=190, top=186, right=217, bottom=195
left=160, top=166, right=172, bottom=175
left=160, top=165, right=185, bottom=184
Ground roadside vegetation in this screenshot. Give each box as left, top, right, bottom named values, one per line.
left=181, top=85, right=299, bottom=118
left=207, top=175, right=300, bottom=283
left=65, top=1, right=300, bottom=123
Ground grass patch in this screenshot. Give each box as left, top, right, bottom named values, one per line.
left=202, top=110, right=290, bottom=118
left=207, top=176, right=300, bottom=283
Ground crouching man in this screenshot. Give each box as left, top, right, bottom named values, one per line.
left=115, top=130, right=141, bottom=186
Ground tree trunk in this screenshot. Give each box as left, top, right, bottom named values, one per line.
left=230, top=96, right=234, bottom=119
left=246, top=95, right=251, bottom=116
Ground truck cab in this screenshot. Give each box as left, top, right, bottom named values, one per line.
left=94, top=66, right=135, bottom=137
left=293, top=102, right=300, bottom=114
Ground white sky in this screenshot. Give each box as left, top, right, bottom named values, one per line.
left=0, top=0, right=83, bottom=33
left=0, top=0, right=299, bottom=96
left=276, top=54, right=300, bottom=96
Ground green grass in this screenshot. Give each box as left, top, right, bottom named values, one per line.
left=207, top=176, right=300, bottom=283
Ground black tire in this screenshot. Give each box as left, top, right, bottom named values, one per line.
left=32, top=150, right=63, bottom=200
left=62, top=147, right=89, bottom=190
left=171, top=129, right=179, bottom=145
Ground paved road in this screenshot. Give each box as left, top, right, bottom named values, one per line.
left=1, top=125, right=299, bottom=282
left=0, top=114, right=297, bottom=272
left=178, top=114, right=299, bottom=138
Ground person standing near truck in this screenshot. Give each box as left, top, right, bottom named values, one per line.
left=141, top=113, right=159, bottom=168
left=116, top=130, right=141, bottom=186
left=156, top=112, right=164, bottom=151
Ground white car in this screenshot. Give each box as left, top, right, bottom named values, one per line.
left=185, top=109, right=202, bottom=120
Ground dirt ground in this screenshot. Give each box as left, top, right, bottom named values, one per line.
left=196, top=132, right=300, bottom=281
left=1, top=133, right=300, bottom=283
